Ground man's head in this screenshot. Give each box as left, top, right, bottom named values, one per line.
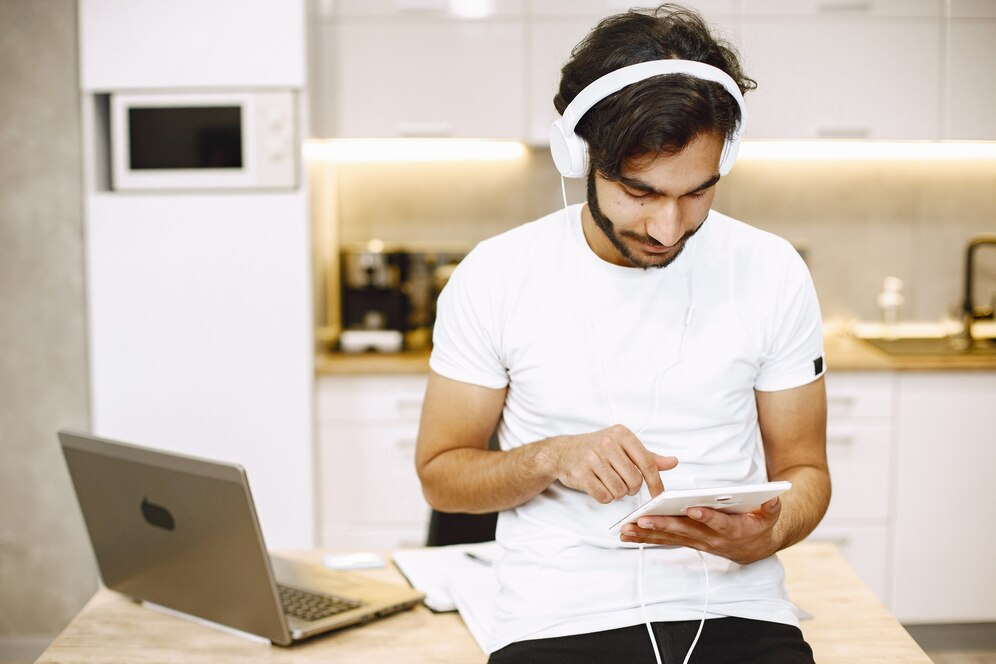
left=555, top=4, right=755, bottom=269
left=554, top=4, right=755, bottom=182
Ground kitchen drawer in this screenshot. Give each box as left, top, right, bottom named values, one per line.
left=822, top=422, right=893, bottom=522
left=805, top=525, right=891, bottom=605
left=319, top=421, right=428, bottom=524
left=317, top=374, right=427, bottom=422
left=824, top=371, right=894, bottom=421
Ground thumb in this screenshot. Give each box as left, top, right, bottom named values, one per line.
left=655, top=455, right=679, bottom=471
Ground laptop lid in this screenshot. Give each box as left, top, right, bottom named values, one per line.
left=57, top=430, right=424, bottom=645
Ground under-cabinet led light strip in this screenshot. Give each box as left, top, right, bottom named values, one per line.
left=304, top=138, right=996, bottom=164
left=738, top=140, right=996, bottom=161
left=304, top=139, right=527, bottom=163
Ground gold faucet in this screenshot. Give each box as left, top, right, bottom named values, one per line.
left=961, top=233, right=996, bottom=346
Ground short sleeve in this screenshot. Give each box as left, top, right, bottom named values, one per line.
left=754, top=251, right=826, bottom=392
left=429, top=247, right=510, bottom=389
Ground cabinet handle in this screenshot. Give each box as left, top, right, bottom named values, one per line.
left=816, top=126, right=871, bottom=139
left=396, top=121, right=454, bottom=137
left=817, top=1, right=872, bottom=13
left=395, top=399, right=424, bottom=417
left=810, top=534, right=852, bottom=547
left=827, top=435, right=855, bottom=446
left=394, top=0, right=448, bottom=11
left=395, top=437, right=417, bottom=449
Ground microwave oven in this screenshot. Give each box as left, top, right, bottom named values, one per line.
left=109, top=90, right=298, bottom=191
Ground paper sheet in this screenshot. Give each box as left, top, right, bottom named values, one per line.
left=392, top=541, right=502, bottom=651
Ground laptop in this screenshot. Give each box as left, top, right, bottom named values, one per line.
left=58, top=429, right=425, bottom=645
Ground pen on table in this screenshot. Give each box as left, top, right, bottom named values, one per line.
left=464, top=551, right=496, bottom=567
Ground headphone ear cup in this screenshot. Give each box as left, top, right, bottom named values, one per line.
left=550, top=119, right=590, bottom=178
left=718, top=133, right=741, bottom=176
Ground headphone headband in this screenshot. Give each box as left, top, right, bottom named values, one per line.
left=550, top=59, right=749, bottom=178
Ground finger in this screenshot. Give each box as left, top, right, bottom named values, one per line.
left=686, top=506, right=731, bottom=533
left=617, top=438, right=669, bottom=498
left=584, top=450, right=629, bottom=502
left=622, top=522, right=710, bottom=549
left=607, top=452, right=647, bottom=496
left=595, top=431, right=647, bottom=497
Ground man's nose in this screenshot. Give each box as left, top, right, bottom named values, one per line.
left=646, top=201, right=684, bottom=247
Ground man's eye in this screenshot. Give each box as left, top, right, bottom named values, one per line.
left=623, top=187, right=652, bottom=199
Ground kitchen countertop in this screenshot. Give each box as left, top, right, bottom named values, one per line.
left=35, top=543, right=932, bottom=664
left=316, top=333, right=996, bottom=376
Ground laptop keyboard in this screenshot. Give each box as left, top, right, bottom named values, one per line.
left=277, top=584, right=364, bottom=622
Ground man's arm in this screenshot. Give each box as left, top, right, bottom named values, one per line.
left=619, top=377, right=829, bottom=565
left=756, top=374, right=830, bottom=550
left=415, top=371, right=677, bottom=514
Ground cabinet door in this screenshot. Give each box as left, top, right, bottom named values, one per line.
left=823, top=423, right=893, bottom=523
left=527, top=3, right=741, bottom=145
left=740, top=15, right=943, bottom=138
left=528, top=19, right=600, bottom=144
left=891, top=371, right=996, bottom=622
left=317, top=375, right=431, bottom=549
left=944, top=18, right=996, bottom=139
left=327, top=20, right=526, bottom=138
left=807, top=525, right=891, bottom=603
left=320, top=421, right=429, bottom=524
left=80, top=0, right=306, bottom=90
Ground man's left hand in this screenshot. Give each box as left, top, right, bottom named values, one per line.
left=618, top=497, right=782, bottom=565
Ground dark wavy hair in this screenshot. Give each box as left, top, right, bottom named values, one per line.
left=554, top=4, right=756, bottom=179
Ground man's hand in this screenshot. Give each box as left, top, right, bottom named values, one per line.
left=618, top=498, right=782, bottom=565
left=542, top=424, right=677, bottom=504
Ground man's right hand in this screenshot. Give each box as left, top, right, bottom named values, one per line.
left=540, top=424, right=678, bottom=504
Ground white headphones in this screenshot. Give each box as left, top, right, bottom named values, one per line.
left=549, top=59, right=749, bottom=178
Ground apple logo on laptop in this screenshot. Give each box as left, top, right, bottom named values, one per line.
left=141, top=497, right=175, bottom=531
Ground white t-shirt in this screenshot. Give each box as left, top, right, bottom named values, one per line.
left=430, top=204, right=825, bottom=652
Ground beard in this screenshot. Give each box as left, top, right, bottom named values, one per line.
left=587, top=171, right=704, bottom=270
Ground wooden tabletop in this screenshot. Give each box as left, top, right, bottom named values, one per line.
left=37, top=542, right=930, bottom=663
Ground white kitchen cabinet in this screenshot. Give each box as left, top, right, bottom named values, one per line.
left=310, top=1, right=995, bottom=141
left=527, top=19, right=599, bottom=144
left=317, top=374, right=431, bottom=548
left=740, top=8, right=944, bottom=139
left=79, top=0, right=306, bottom=90
left=943, top=15, right=996, bottom=139
left=526, top=2, right=741, bottom=144
left=808, top=371, right=896, bottom=604
left=890, top=371, right=996, bottom=623
left=311, top=1, right=527, bottom=138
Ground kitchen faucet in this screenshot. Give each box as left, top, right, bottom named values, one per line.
left=961, top=233, right=996, bottom=345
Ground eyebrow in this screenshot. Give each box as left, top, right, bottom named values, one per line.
left=617, top=173, right=721, bottom=197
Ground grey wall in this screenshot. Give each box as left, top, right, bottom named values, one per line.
left=0, top=0, right=97, bottom=651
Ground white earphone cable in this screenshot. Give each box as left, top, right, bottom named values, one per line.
left=562, top=175, right=709, bottom=663
left=638, top=544, right=710, bottom=664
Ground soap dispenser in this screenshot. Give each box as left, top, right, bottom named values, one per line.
left=877, top=276, right=904, bottom=337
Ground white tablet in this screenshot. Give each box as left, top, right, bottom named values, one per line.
left=609, top=481, right=792, bottom=533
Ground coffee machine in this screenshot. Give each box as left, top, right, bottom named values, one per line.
left=340, top=247, right=410, bottom=353
left=339, top=244, right=466, bottom=353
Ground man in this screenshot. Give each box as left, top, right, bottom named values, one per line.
left=415, top=4, right=829, bottom=663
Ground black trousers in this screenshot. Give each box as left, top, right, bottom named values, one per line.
left=488, top=617, right=815, bottom=664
